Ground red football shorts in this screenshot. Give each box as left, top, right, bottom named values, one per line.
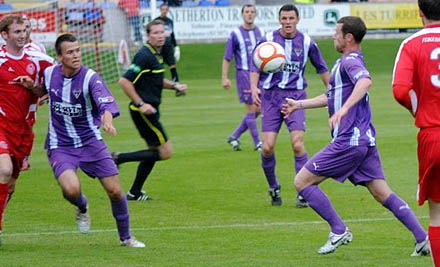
left=417, top=127, right=440, bottom=205
left=0, top=126, right=34, bottom=179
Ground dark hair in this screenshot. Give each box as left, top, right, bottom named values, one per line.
left=419, top=0, right=440, bottom=21
left=160, top=3, right=169, bottom=8
left=337, top=16, right=366, bottom=44
left=146, top=19, right=164, bottom=34
left=241, top=4, right=256, bottom=14
left=279, top=4, right=299, bottom=18
left=55, top=33, right=78, bottom=55
left=0, top=15, right=24, bottom=33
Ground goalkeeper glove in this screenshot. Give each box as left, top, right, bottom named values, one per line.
left=174, top=46, right=180, bottom=62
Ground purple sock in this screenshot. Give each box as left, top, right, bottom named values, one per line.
left=111, top=195, right=131, bottom=241
left=71, top=193, right=88, bottom=213
left=231, top=114, right=248, bottom=139
left=300, top=185, right=346, bottom=234
left=294, top=153, right=308, bottom=174
left=383, top=193, right=427, bottom=243
left=245, top=113, right=260, bottom=146
left=261, top=153, right=279, bottom=189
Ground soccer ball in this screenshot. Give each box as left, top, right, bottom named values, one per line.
left=253, top=41, right=286, bottom=73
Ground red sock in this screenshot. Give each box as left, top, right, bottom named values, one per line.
left=429, top=226, right=440, bottom=266
left=0, top=183, right=9, bottom=231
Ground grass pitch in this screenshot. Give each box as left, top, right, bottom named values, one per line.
left=0, top=39, right=432, bottom=266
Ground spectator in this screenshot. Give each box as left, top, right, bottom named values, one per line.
left=118, top=0, right=142, bottom=43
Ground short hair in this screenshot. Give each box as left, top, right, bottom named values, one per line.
left=337, top=16, right=367, bottom=44
left=419, top=0, right=440, bottom=21
left=241, top=4, right=256, bottom=14
left=0, top=15, right=24, bottom=33
left=55, top=33, right=78, bottom=55
left=146, top=19, right=164, bottom=34
left=160, top=3, right=169, bottom=9
left=279, top=4, right=299, bottom=18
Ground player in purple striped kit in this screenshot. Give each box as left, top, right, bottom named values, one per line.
left=31, top=33, right=145, bottom=247
left=222, top=4, right=264, bottom=151
left=250, top=4, right=330, bottom=207
left=282, top=16, right=430, bottom=256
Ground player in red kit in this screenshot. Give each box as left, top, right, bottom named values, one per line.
left=393, top=0, right=440, bottom=264
left=0, top=15, right=54, bottom=246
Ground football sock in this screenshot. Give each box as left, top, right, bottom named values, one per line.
left=117, top=149, right=160, bottom=164
left=0, top=183, right=9, bottom=231
left=299, top=185, right=346, bottom=235
left=245, top=112, right=260, bottom=147
left=129, top=160, right=155, bottom=196
left=383, top=193, right=427, bottom=243
left=64, top=193, right=88, bottom=213
left=429, top=226, right=440, bottom=266
left=261, top=153, right=279, bottom=189
left=231, top=114, right=248, bottom=140
left=294, top=153, right=308, bottom=174
left=111, top=195, right=131, bottom=241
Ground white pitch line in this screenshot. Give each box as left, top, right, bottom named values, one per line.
left=3, top=215, right=429, bottom=237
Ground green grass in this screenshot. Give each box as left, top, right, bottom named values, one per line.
left=0, top=39, right=432, bottom=266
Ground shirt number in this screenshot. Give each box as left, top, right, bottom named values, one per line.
left=430, top=47, right=440, bottom=88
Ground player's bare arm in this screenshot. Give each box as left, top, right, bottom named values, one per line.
left=163, top=78, right=187, bottom=93
left=320, top=71, right=330, bottom=88
left=282, top=93, right=328, bottom=119
left=10, top=75, right=46, bottom=96
left=250, top=71, right=261, bottom=106
left=329, top=77, right=372, bottom=130
left=119, top=77, right=157, bottom=115
left=221, top=59, right=231, bottom=90
left=101, top=110, right=117, bottom=136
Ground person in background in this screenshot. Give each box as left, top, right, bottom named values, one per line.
left=118, top=0, right=142, bottom=44
left=251, top=4, right=329, bottom=207
left=222, top=4, right=264, bottom=152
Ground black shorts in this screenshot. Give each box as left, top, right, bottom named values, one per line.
left=129, top=103, right=168, bottom=147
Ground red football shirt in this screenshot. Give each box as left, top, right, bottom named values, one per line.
left=393, top=23, right=440, bottom=128
left=0, top=49, right=54, bottom=133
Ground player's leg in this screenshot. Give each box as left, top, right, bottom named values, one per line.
left=99, top=175, right=145, bottom=248
left=428, top=200, right=440, bottom=265
left=366, top=179, right=429, bottom=255
left=261, top=132, right=282, bottom=205
left=128, top=141, right=172, bottom=200
left=0, top=154, right=13, bottom=239
left=57, top=169, right=90, bottom=233
left=245, top=103, right=261, bottom=150
left=287, top=104, right=308, bottom=208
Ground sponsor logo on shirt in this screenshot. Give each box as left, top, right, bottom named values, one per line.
left=7, top=67, right=14, bottom=72
left=98, top=96, right=115, bottom=103
left=282, top=61, right=300, bottom=74
left=26, top=63, right=35, bottom=75
left=52, top=102, right=82, bottom=117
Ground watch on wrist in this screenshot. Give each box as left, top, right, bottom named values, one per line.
left=134, top=100, right=145, bottom=108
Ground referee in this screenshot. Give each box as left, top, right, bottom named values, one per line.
left=115, top=19, right=187, bottom=201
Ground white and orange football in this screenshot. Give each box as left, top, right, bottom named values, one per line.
left=253, top=41, right=286, bottom=73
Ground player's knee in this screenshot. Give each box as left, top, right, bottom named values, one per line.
left=159, top=143, right=173, bottom=160
left=62, top=187, right=81, bottom=201
left=262, top=143, right=274, bottom=156
left=293, top=176, right=305, bottom=192
left=0, top=165, right=12, bottom=182
left=107, top=187, right=123, bottom=201
left=291, top=142, right=305, bottom=155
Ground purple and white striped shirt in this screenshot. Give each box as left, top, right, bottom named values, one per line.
left=251, top=29, right=328, bottom=90
left=224, top=25, right=264, bottom=71
left=44, top=65, right=120, bottom=149
left=327, top=50, right=376, bottom=147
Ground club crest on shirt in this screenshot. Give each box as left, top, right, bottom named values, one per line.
left=72, top=88, right=82, bottom=99
left=294, top=48, right=302, bottom=57
left=26, top=63, right=35, bottom=75
left=0, top=141, right=8, bottom=149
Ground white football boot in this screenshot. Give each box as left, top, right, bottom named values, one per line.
left=75, top=206, right=91, bottom=234
left=318, top=228, right=353, bottom=254
left=120, top=237, right=146, bottom=248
